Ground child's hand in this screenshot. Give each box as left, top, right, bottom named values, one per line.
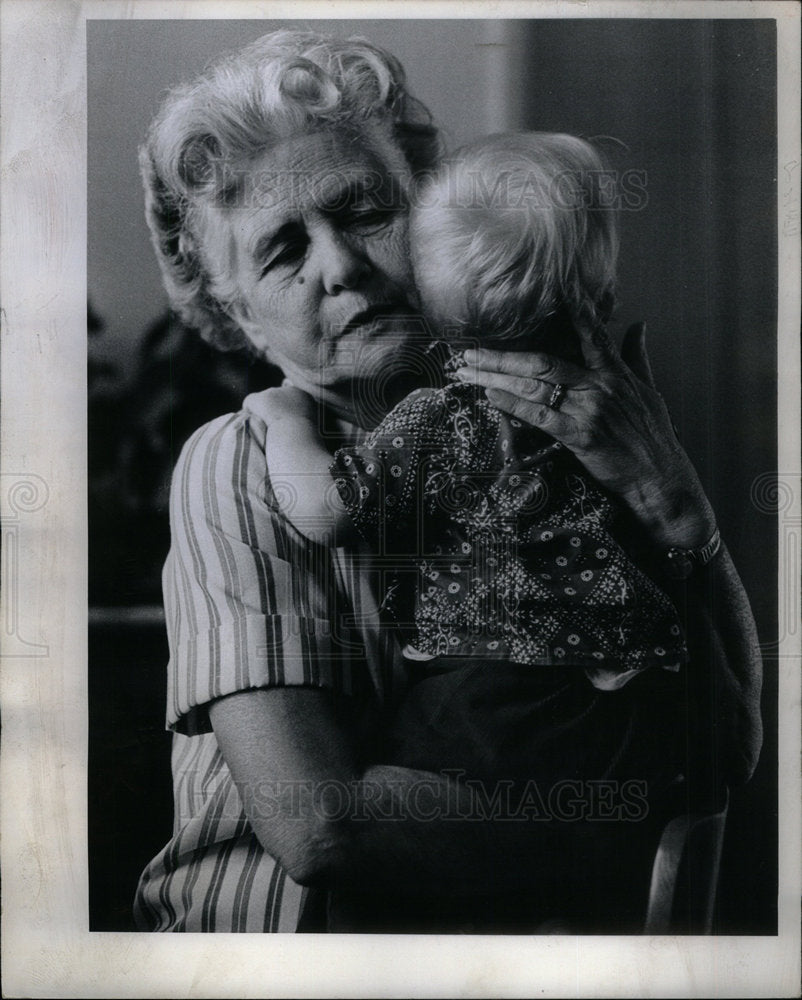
left=243, top=386, right=319, bottom=425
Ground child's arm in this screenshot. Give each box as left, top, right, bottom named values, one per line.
left=245, top=387, right=360, bottom=547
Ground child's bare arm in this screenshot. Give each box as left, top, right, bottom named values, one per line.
left=245, top=388, right=360, bottom=546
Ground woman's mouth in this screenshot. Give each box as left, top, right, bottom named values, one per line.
left=341, top=303, right=416, bottom=336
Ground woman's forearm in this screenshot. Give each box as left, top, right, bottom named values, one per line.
left=667, top=543, right=763, bottom=787
left=210, top=687, right=554, bottom=898
left=253, top=762, right=560, bottom=898
left=299, top=764, right=557, bottom=897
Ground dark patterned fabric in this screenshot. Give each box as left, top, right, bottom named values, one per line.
left=331, top=381, right=688, bottom=679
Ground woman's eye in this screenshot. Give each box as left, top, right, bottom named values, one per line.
left=261, top=239, right=307, bottom=276
left=343, top=204, right=396, bottom=234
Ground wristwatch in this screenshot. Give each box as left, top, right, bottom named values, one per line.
left=664, top=526, right=722, bottom=579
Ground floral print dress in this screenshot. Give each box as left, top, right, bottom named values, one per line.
left=330, top=381, right=687, bottom=680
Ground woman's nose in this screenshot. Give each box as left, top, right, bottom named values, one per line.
left=318, top=228, right=372, bottom=295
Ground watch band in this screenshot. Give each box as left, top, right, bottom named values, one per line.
left=664, top=526, right=722, bottom=579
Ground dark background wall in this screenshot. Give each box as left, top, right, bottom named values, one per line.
left=88, top=19, right=778, bottom=932
left=512, top=19, right=778, bottom=934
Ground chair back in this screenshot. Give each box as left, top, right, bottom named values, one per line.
left=643, top=787, right=729, bottom=934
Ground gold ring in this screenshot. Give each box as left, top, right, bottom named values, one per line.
left=548, top=383, right=567, bottom=410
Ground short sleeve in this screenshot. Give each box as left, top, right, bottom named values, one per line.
left=163, top=411, right=371, bottom=734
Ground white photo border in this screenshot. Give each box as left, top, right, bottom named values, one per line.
left=1, top=1, right=800, bottom=997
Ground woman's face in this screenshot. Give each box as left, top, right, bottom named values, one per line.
left=211, top=129, right=428, bottom=413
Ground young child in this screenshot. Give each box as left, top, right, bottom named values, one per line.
left=251, top=133, right=688, bottom=703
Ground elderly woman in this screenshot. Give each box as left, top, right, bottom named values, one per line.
left=133, top=29, right=761, bottom=933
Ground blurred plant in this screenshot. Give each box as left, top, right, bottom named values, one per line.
left=88, top=303, right=280, bottom=604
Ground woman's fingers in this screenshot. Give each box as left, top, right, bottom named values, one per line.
left=459, top=321, right=718, bottom=550
left=484, top=388, right=577, bottom=442
left=461, top=347, right=591, bottom=389
left=463, top=319, right=651, bottom=389
left=575, top=316, right=628, bottom=374
left=620, top=321, right=657, bottom=389
left=452, top=368, right=556, bottom=404
left=454, top=366, right=582, bottom=444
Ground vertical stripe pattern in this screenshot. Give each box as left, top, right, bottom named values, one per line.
left=134, top=410, right=404, bottom=932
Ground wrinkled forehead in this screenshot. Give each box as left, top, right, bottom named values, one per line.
left=193, top=125, right=412, bottom=277
left=218, top=127, right=411, bottom=215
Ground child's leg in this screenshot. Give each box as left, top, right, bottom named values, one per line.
left=329, top=661, right=687, bottom=933
left=388, top=659, right=683, bottom=791
left=385, top=660, right=686, bottom=933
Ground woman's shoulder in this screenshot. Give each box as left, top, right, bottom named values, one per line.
left=170, top=408, right=269, bottom=514
left=176, top=408, right=265, bottom=465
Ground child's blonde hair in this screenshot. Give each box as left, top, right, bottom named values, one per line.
left=410, top=132, right=619, bottom=342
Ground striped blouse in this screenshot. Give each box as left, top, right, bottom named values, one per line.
left=133, top=409, right=405, bottom=932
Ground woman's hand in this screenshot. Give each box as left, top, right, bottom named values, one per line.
left=244, top=385, right=319, bottom=425
left=456, top=320, right=718, bottom=550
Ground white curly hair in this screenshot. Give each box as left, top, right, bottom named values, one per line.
left=140, top=29, right=441, bottom=352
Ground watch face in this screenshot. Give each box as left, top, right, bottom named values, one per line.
left=666, top=550, right=694, bottom=579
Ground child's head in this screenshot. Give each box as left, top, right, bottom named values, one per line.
left=410, top=132, right=619, bottom=346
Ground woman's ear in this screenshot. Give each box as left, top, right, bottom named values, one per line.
left=227, top=299, right=271, bottom=360
left=227, top=297, right=252, bottom=333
